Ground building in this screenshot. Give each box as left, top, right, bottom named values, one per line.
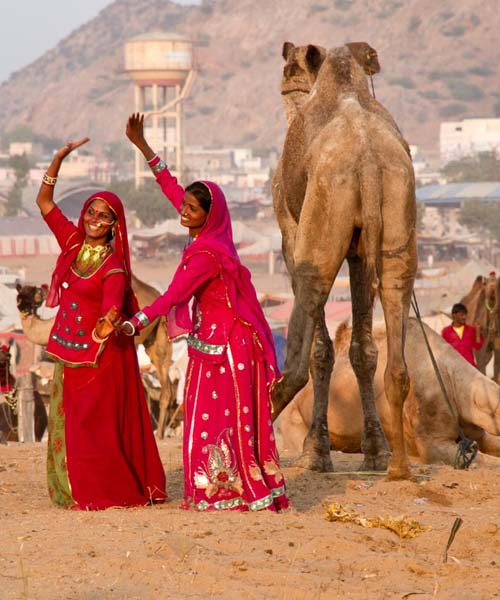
left=184, top=146, right=271, bottom=191
left=416, top=181, right=500, bottom=263
left=440, top=118, right=500, bottom=165
left=9, top=142, right=43, bottom=157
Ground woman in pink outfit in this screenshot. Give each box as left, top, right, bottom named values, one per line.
left=123, top=114, right=289, bottom=512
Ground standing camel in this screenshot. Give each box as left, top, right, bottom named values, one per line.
left=272, top=44, right=417, bottom=479
left=16, top=276, right=176, bottom=438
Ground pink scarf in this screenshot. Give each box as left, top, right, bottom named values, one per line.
left=169, top=181, right=280, bottom=376
left=46, top=191, right=139, bottom=317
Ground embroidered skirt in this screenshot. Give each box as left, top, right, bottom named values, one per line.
left=182, top=319, right=289, bottom=511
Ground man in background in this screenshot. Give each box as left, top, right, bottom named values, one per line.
left=441, top=302, right=484, bottom=367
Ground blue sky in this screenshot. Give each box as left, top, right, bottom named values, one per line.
left=0, top=0, right=199, bottom=84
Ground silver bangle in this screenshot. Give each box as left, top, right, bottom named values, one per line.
left=121, top=320, right=136, bottom=336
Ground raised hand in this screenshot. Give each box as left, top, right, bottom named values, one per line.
left=54, top=138, right=90, bottom=161
left=126, top=113, right=145, bottom=146
left=125, top=113, right=156, bottom=160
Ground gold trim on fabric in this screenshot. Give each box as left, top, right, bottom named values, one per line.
left=187, top=335, right=225, bottom=355
left=102, top=268, right=125, bottom=281
left=227, top=343, right=257, bottom=497
left=45, top=338, right=107, bottom=368
left=186, top=360, right=201, bottom=490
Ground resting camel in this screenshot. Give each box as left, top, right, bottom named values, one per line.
left=461, top=274, right=500, bottom=381
left=272, top=43, right=417, bottom=479
left=278, top=319, right=500, bottom=465
left=16, top=275, right=175, bottom=438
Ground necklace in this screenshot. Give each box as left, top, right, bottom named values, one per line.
left=74, top=242, right=111, bottom=276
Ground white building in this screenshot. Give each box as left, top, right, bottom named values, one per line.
left=440, top=118, right=500, bottom=165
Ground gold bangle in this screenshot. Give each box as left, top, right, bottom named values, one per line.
left=91, top=328, right=110, bottom=344
left=42, top=173, right=57, bottom=186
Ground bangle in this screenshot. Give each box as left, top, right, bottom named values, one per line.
left=121, top=320, right=136, bottom=336
left=91, top=328, right=110, bottom=344
left=42, top=173, right=58, bottom=186
left=147, top=155, right=167, bottom=174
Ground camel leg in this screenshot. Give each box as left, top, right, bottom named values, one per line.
left=272, top=265, right=322, bottom=418
left=493, top=346, right=500, bottom=383
left=475, top=341, right=492, bottom=376
left=379, top=280, right=413, bottom=480
left=347, top=254, right=390, bottom=471
left=294, top=314, right=334, bottom=471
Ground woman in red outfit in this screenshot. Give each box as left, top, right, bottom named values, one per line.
left=122, top=114, right=289, bottom=512
left=37, top=138, right=166, bottom=509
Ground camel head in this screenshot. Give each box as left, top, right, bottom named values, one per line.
left=280, top=41, right=380, bottom=125
left=280, top=42, right=326, bottom=125
left=16, top=283, right=48, bottom=317
left=345, top=42, right=380, bottom=76
left=307, top=44, right=384, bottom=118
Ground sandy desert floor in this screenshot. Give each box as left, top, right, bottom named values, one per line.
left=1, top=440, right=500, bottom=600
left=2, top=253, right=499, bottom=599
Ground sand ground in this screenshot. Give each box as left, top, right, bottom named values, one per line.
left=2, top=256, right=499, bottom=599
left=1, top=442, right=499, bottom=600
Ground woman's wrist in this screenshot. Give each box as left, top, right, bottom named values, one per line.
left=121, top=320, right=136, bottom=336
left=147, top=155, right=167, bottom=175
left=46, top=156, right=63, bottom=177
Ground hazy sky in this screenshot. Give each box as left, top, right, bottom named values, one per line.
left=0, top=0, right=115, bottom=83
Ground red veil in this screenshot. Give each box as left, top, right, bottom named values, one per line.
left=46, top=191, right=139, bottom=317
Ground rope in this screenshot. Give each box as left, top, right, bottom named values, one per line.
left=369, top=74, right=376, bottom=99
left=411, top=291, right=478, bottom=469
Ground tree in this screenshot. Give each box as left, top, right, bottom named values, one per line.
left=108, top=179, right=178, bottom=227
left=459, top=200, right=500, bottom=241
left=442, top=150, right=500, bottom=182
left=5, top=154, right=30, bottom=216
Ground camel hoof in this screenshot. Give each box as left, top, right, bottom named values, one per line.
left=386, top=465, right=412, bottom=481
left=359, top=452, right=390, bottom=472
left=294, top=452, right=334, bottom=472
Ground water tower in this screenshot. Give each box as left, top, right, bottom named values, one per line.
left=124, top=31, right=195, bottom=188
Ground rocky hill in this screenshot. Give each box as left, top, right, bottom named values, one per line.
left=0, top=0, right=499, bottom=163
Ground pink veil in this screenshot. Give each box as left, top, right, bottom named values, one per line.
left=168, top=181, right=279, bottom=376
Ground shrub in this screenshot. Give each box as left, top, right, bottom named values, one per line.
left=309, top=3, right=328, bottom=14
left=439, top=103, right=467, bottom=117
left=442, top=25, right=466, bottom=37
left=467, top=66, right=494, bottom=77
left=446, top=80, right=484, bottom=102
left=388, top=77, right=416, bottom=89
left=199, top=106, right=215, bottom=115
left=408, top=16, right=421, bottom=32
left=334, top=0, right=352, bottom=11
left=428, top=70, right=465, bottom=81
left=419, top=90, right=442, bottom=100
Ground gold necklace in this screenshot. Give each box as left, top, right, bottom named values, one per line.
left=74, top=243, right=110, bottom=274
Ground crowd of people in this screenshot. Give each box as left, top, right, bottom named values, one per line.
left=35, top=113, right=288, bottom=512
